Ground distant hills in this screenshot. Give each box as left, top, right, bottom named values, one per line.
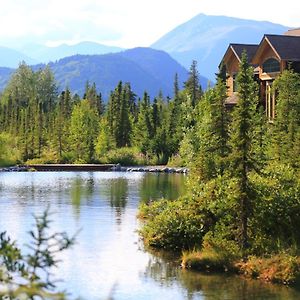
left=0, top=46, right=38, bottom=68
left=18, top=42, right=123, bottom=63
left=0, top=47, right=209, bottom=99
left=152, top=14, right=289, bottom=81
left=0, top=13, right=292, bottom=95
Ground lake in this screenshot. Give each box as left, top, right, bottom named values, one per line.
left=0, top=171, right=300, bottom=300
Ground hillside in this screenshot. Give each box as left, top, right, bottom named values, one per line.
left=0, top=48, right=209, bottom=99
left=0, top=46, right=37, bottom=68
left=18, top=41, right=123, bottom=63
left=152, top=14, right=289, bottom=81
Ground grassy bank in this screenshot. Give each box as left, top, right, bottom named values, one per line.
left=182, top=249, right=300, bottom=285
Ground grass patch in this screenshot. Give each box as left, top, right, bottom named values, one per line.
left=182, top=249, right=300, bottom=286
left=182, top=248, right=237, bottom=273
left=237, top=253, right=300, bottom=285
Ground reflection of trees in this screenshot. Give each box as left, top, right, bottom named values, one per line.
left=139, top=173, right=186, bottom=204
left=70, top=173, right=95, bottom=215
left=109, top=178, right=128, bottom=209
left=109, top=178, right=128, bottom=226
left=143, top=249, right=300, bottom=300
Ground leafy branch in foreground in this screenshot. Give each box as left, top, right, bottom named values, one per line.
left=0, top=207, right=77, bottom=299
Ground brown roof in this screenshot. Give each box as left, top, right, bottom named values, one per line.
left=284, top=28, right=300, bottom=36
left=265, top=34, right=300, bottom=61
left=220, top=43, right=259, bottom=68
left=230, top=44, right=259, bottom=63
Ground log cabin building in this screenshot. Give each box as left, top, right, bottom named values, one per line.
left=220, top=29, right=300, bottom=121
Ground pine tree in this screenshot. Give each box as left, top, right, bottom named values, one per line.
left=133, top=91, right=153, bottom=154
left=184, top=60, right=202, bottom=108
left=69, top=100, right=99, bottom=163
left=229, top=51, right=259, bottom=251
left=195, top=76, right=229, bottom=180
left=272, top=69, right=300, bottom=169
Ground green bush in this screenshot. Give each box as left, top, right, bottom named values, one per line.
left=0, top=133, right=21, bottom=167
left=102, top=147, right=147, bottom=166
left=139, top=196, right=208, bottom=250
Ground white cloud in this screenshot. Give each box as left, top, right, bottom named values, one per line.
left=0, top=0, right=299, bottom=48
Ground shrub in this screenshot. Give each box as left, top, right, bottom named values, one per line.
left=139, top=197, right=208, bottom=251
left=238, top=253, right=300, bottom=285
left=102, top=147, right=146, bottom=166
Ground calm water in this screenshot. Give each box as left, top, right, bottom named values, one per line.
left=0, top=171, right=300, bottom=300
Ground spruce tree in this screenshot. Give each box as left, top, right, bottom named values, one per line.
left=184, top=60, right=202, bottom=108
left=272, top=69, right=300, bottom=169
left=229, top=51, right=259, bottom=251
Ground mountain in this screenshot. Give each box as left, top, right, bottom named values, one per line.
left=18, top=42, right=123, bottom=63
left=0, top=46, right=37, bottom=68
left=151, top=14, right=290, bottom=81
left=0, top=47, right=209, bottom=99
left=0, top=67, right=14, bottom=90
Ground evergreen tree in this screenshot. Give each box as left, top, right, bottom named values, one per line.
left=229, top=51, right=259, bottom=251
left=195, top=77, right=229, bottom=180
left=133, top=91, right=153, bottom=154
left=69, top=100, right=99, bottom=163
left=184, top=60, right=202, bottom=108
left=272, top=69, right=300, bottom=169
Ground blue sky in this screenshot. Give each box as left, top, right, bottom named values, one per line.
left=0, top=0, right=299, bottom=48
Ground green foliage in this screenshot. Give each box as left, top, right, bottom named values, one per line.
left=102, top=147, right=145, bottom=166
left=0, top=133, right=21, bottom=166
left=138, top=50, right=300, bottom=284
left=271, top=69, right=300, bottom=168
left=238, top=253, right=300, bottom=285
left=139, top=196, right=212, bottom=251
left=182, top=246, right=237, bottom=273
left=184, top=60, right=202, bottom=108
left=69, top=99, right=99, bottom=163
left=0, top=208, right=75, bottom=299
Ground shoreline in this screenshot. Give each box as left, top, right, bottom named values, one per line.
left=0, top=164, right=189, bottom=174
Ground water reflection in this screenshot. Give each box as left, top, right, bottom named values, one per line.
left=139, top=173, right=186, bottom=203
left=143, top=250, right=300, bottom=300
left=1, top=172, right=300, bottom=300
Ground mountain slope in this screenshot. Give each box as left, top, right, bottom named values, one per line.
left=0, top=47, right=37, bottom=68
left=152, top=14, right=289, bottom=81
left=18, top=42, right=123, bottom=63
left=1, top=48, right=207, bottom=100
left=119, top=47, right=208, bottom=90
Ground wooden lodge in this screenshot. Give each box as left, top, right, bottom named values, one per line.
left=220, top=29, right=300, bottom=121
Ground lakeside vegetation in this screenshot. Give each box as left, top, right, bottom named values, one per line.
left=1, top=53, right=300, bottom=287
left=139, top=53, right=300, bottom=285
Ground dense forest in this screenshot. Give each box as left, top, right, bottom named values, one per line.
left=0, top=60, right=202, bottom=166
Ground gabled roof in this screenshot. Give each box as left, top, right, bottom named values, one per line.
left=220, top=43, right=258, bottom=68
left=230, top=44, right=259, bottom=62
left=252, top=34, right=300, bottom=63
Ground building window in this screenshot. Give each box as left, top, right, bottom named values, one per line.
left=263, top=58, right=280, bottom=73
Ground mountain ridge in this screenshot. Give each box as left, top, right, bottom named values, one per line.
left=151, top=13, right=290, bottom=80
left=0, top=47, right=209, bottom=100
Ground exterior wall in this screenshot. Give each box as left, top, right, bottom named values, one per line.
left=256, top=45, right=282, bottom=78
left=255, top=43, right=283, bottom=122
left=225, top=51, right=240, bottom=96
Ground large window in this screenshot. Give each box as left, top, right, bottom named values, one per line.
left=263, top=58, right=280, bottom=73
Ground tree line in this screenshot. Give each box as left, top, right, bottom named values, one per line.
left=0, top=60, right=202, bottom=166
